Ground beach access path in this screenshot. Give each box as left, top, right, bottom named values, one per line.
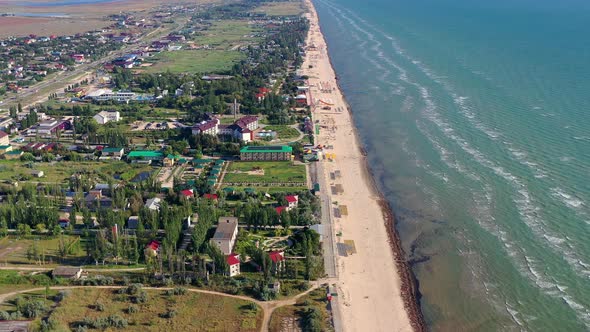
left=302, top=0, right=414, bottom=331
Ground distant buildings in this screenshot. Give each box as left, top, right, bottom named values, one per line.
left=36, top=119, right=71, bottom=136
left=239, top=145, right=293, bottom=161
left=127, top=150, right=163, bottom=164
left=100, top=147, right=125, bottom=160
left=192, top=115, right=259, bottom=142
left=52, top=266, right=83, bottom=279
left=93, top=110, right=121, bottom=124
left=227, top=253, right=240, bottom=277
left=210, top=217, right=239, bottom=255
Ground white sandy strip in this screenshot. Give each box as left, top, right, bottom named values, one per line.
left=302, top=0, right=413, bottom=331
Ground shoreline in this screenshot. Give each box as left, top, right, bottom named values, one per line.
left=302, top=0, right=426, bottom=331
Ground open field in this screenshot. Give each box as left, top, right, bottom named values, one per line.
left=223, top=161, right=306, bottom=185
left=269, top=287, right=331, bottom=332
left=46, top=288, right=262, bottom=331
left=264, top=125, right=301, bottom=139
left=0, top=235, right=87, bottom=267
left=144, top=49, right=244, bottom=74
left=0, top=16, right=107, bottom=38
left=252, top=1, right=306, bottom=16
left=193, top=20, right=261, bottom=49
left=0, top=160, right=154, bottom=183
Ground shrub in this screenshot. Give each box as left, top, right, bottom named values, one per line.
left=133, top=290, right=147, bottom=304
left=173, top=287, right=187, bottom=295
left=21, top=300, right=47, bottom=318
left=160, top=310, right=177, bottom=319
left=127, top=283, right=143, bottom=295
left=127, top=305, right=139, bottom=314
left=0, top=311, right=10, bottom=320
left=108, top=314, right=128, bottom=328
left=94, top=301, right=105, bottom=312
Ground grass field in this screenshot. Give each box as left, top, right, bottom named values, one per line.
left=0, top=235, right=87, bottom=267
left=0, top=160, right=154, bottom=184
left=264, top=125, right=301, bottom=140
left=144, top=50, right=244, bottom=74
left=223, top=161, right=306, bottom=185
left=193, top=20, right=261, bottom=48
left=252, top=1, right=306, bottom=16
left=144, top=20, right=259, bottom=74
left=47, top=288, right=262, bottom=331
left=269, top=287, right=332, bottom=332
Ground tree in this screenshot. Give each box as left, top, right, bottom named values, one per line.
left=17, top=224, right=32, bottom=236
left=20, top=152, right=35, bottom=162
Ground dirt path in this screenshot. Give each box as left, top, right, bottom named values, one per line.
left=0, top=280, right=328, bottom=332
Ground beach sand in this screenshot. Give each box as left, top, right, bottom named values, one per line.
left=301, top=0, right=424, bottom=331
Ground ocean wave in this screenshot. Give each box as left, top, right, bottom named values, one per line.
left=551, top=187, right=585, bottom=209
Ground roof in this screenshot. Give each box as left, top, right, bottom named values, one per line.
left=212, top=217, right=238, bottom=240
left=194, top=120, right=217, bottom=132
left=52, top=266, right=82, bottom=277
left=0, top=131, right=7, bottom=138
left=227, top=254, right=240, bottom=265
left=102, top=147, right=123, bottom=153
left=128, top=150, right=163, bottom=158
left=0, top=145, right=11, bottom=149
left=147, top=240, right=160, bottom=251
left=6, top=150, right=23, bottom=155
left=276, top=206, right=287, bottom=214
left=269, top=251, right=285, bottom=263
left=285, top=195, right=298, bottom=203
left=203, top=193, right=218, bottom=200
left=180, top=189, right=194, bottom=197
left=240, top=145, right=293, bottom=153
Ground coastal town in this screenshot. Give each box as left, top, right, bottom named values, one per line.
left=0, top=0, right=423, bottom=331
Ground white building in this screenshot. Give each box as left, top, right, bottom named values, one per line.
left=191, top=118, right=219, bottom=136
left=210, top=217, right=239, bottom=255
left=145, top=197, right=161, bottom=211
left=86, top=89, right=136, bottom=102
left=93, top=111, right=121, bottom=124
left=227, top=254, right=240, bottom=277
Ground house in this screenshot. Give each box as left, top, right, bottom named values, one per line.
left=269, top=250, right=286, bottom=274
left=163, top=154, right=179, bottom=167
left=0, top=131, right=9, bottom=146
left=30, top=170, right=44, bottom=178
left=145, top=240, right=160, bottom=258
left=240, top=146, right=293, bottom=161
left=36, top=119, right=71, bottom=136
left=58, top=219, right=70, bottom=228
left=275, top=206, right=287, bottom=215
left=180, top=189, right=194, bottom=199
left=191, top=118, right=219, bottom=136
left=0, top=145, right=13, bottom=155
left=93, top=110, right=121, bottom=124
left=203, top=193, right=218, bottom=201
left=3, top=150, right=23, bottom=160
left=210, top=217, right=239, bottom=255
left=71, top=54, right=85, bottom=63
left=145, top=197, right=161, bottom=211
left=285, top=195, right=299, bottom=210
left=127, top=150, right=163, bottom=163
left=100, top=147, right=124, bottom=160
left=295, top=93, right=308, bottom=106
left=52, top=266, right=83, bottom=279
left=227, top=253, right=240, bottom=277
left=127, top=216, right=139, bottom=229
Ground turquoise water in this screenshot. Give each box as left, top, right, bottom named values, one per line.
left=314, top=0, right=590, bottom=330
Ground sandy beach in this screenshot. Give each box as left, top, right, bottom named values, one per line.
left=301, top=0, right=424, bottom=331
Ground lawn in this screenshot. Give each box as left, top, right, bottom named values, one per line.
left=192, top=20, right=261, bottom=49
left=144, top=49, right=244, bottom=74
left=269, top=287, right=332, bottom=332
left=223, top=161, right=306, bottom=185
left=264, top=125, right=301, bottom=140
left=47, top=288, right=262, bottom=331
left=0, top=235, right=88, bottom=267
left=0, top=160, right=154, bottom=184
left=252, top=1, right=306, bottom=16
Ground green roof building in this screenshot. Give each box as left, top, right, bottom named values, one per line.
left=127, top=150, right=164, bottom=160
left=239, top=145, right=293, bottom=161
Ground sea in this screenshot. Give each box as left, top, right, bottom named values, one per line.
left=313, top=0, right=590, bottom=330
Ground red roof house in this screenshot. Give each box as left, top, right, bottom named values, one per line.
left=180, top=189, right=194, bottom=199
left=269, top=251, right=285, bottom=263
left=285, top=195, right=299, bottom=210
left=275, top=206, right=287, bottom=215
left=147, top=240, right=160, bottom=251
left=203, top=193, right=218, bottom=201
left=227, top=253, right=240, bottom=277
